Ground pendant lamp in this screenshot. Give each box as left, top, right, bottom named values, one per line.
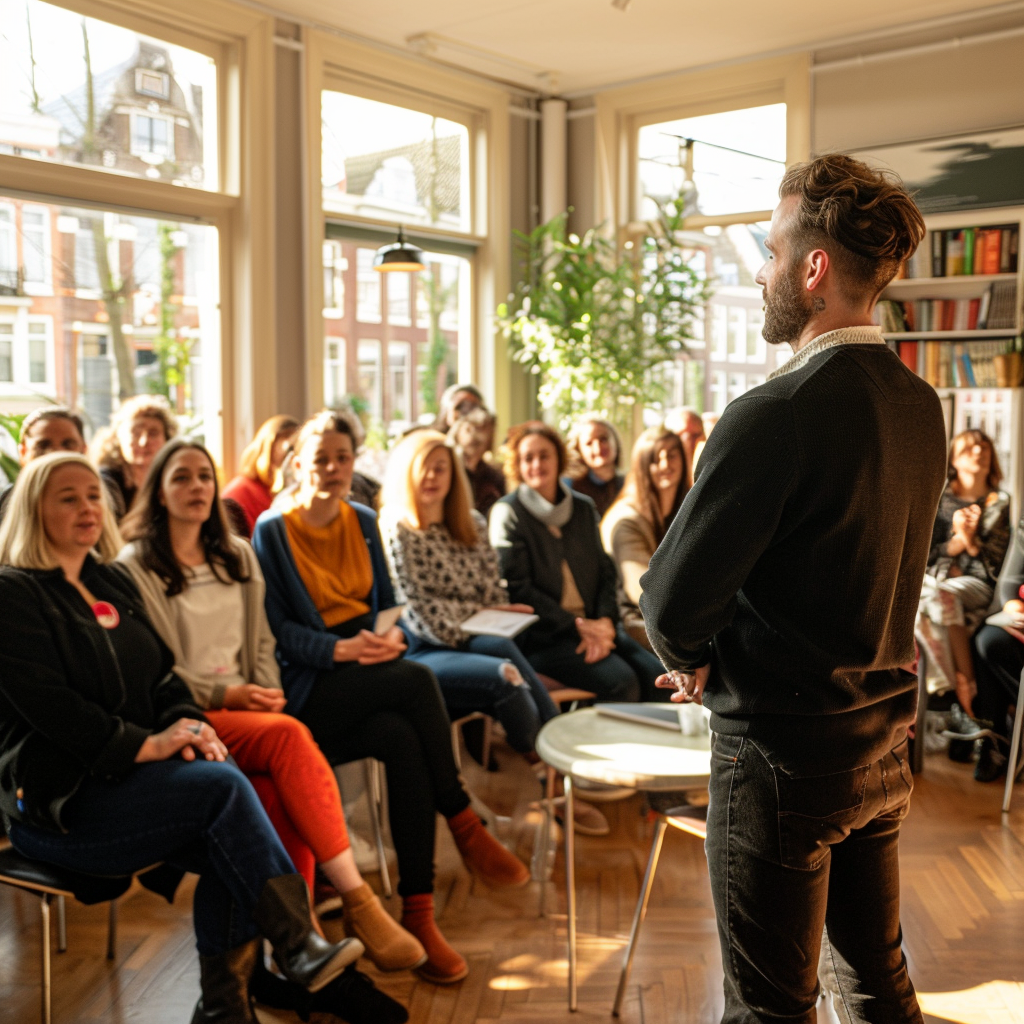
left=372, top=226, right=425, bottom=272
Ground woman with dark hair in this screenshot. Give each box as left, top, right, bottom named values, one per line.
left=490, top=421, right=664, bottom=701
left=0, top=453, right=363, bottom=1024
left=602, top=427, right=688, bottom=651
left=430, top=383, right=486, bottom=434
left=566, top=415, right=625, bottom=518
left=448, top=409, right=505, bottom=519
left=919, top=429, right=1011, bottom=720
left=223, top=414, right=300, bottom=537
left=253, top=410, right=530, bottom=986
left=90, top=394, right=178, bottom=518
left=118, top=439, right=424, bottom=995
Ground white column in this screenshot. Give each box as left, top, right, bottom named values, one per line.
left=540, top=98, right=568, bottom=224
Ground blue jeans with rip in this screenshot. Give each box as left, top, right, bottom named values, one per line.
left=8, top=759, right=294, bottom=956
left=705, top=732, right=922, bottom=1024
left=405, top=633, right=559, bottom=752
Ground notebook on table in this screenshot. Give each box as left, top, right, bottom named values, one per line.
left=595, top=703, right=683, bottom=731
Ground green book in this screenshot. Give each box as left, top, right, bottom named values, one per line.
left=963, top=228, right=975, bottom=275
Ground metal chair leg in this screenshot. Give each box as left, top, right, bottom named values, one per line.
left=1002, top=666, right=1024, bottom=814
left=612, top=816, right=669, bottom=1017
left=365, top=759, right=393, bottom=898
left=40, top=894, right=52, bottom=1024
left=56, top=894, right=67, bottom=953
left=535, top=765, right=557, bottom=913
left=565, top=774, right=577, bottom=1012
left=107, top=899, right=118, bottom=960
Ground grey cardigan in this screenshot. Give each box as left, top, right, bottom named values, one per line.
left=489, top=488, right=619, bottom=652
left=117, top=537, right=282, bottom=709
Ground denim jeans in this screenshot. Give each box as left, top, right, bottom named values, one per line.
left=523, top=626, right=667, bottom=703
left=8, top=760, right=294, bottom=956
left=405, top=633, right=559, bottom=751
left=705, top=733, right=922, bottom=1024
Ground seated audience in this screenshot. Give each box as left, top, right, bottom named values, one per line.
left=971, top=519, right=1024, bottom=781
left=381, top=430, right=557, bottom=758
left=448, top=409, right=505, bottom=518
left=0, top=453, right=364, bottom=1024
left=91, top=394, right=177, bottom=518
left=489, top=421, right=664, bottom=702
left=665, top=406, right=705, bottom=488
left=223, top=414, right=299, bottom=537
left=919, top=429, right=1010, bottom=719
left=252, top=410, right=529, bottom=986
left=601, top=427, right=688, bottom=651
left=430, top=383, right=486, bottom=434
left=118, top=438, right=425, bottom=985
left=0, top=406, right=122, bottom=521
left=566, top=415, right=625, bottom=518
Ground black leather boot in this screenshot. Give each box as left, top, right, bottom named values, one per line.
left=190, top=939, right=260, bottom=1024
left=307, top=965, right=409, bottom=1024
left=252, top=874, right=364, bottom=992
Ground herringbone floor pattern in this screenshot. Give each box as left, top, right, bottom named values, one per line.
left=2, top=744, right=1022, bottom=1024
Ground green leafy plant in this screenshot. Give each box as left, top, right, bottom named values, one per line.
left=0, top=412, right=27, bottom=483
left=496, top=201, right=710, bottom=433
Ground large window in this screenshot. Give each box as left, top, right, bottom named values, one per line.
left=323, top=233, right=471, bottom=431
left=638, top=102, right=786, bottom=414
left=321, top=92, right=471, bottom=232
left=0, top=195, right=218, bottom=428
left=0, top=0, right=217, bottom=189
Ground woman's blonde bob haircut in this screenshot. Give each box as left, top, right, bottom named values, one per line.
left=238, top=414, right=300, bottom=489
left=0, top=453, right=123, bottom=569
left=383, top=430, right=479, bottom=546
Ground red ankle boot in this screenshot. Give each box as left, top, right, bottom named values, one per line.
left=447, top=807, right=530, bottom=888
left=400, top=894, right=468, bottom=985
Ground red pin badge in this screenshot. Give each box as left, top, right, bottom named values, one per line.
left=92, top=601, right=120, bottom=629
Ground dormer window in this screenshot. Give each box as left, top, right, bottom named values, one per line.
left=135, top=68, right=170, bottom=99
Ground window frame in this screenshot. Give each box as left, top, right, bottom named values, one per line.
left=305, top=32, right=511, bottom=427
left=21, top=205, right=52, bottom=292
left=0, top=0, right=277, bottom=470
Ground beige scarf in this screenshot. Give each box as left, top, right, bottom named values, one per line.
left=768, top=325, right=886, bottom=380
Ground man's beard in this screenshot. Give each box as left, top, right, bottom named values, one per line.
left=762, top=262, right=814, bottom=346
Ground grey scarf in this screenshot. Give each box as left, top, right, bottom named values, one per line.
left=517, top=481, right=575, bottom=530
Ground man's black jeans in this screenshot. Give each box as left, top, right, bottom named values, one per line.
left=705, top=733, right=922, bottom=1024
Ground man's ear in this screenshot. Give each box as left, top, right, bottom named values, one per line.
left=806, top=248, right=829, bottom=292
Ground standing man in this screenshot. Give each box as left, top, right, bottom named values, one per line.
left=640, top=155, right=947, bottom=1024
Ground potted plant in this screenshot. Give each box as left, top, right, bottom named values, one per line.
left=496, top=200, right=710, bottom=436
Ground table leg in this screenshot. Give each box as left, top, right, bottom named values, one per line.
left=565, top=773, right=577, bottom=1012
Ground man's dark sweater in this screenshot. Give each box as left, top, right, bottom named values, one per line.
left=640, top=337, right=948, bottom=770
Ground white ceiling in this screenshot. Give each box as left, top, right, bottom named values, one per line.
left=268, top=0, right=1008, bottom=94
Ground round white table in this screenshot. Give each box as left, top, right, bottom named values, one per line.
left=535, top=704, right=713, bottom=1011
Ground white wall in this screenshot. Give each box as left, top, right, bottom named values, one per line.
left=813, top=34, right=1024, bottom=154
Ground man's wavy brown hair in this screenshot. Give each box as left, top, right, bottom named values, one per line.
left=779, top=155, right=926, bottom=299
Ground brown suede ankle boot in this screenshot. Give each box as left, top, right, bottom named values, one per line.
left=400, top=894, right=468, bottom=985
left=447, top=808, right=530, bottom=888
left=342, top=883, right=426, bottom=972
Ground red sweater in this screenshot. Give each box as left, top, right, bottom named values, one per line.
left=222, top=475, right=272, bottom=535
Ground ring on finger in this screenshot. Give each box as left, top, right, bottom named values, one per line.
left=189, top=723, right=202, bottom=736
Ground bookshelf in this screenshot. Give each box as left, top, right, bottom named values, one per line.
left=878, top=207, right=1024, bottom=516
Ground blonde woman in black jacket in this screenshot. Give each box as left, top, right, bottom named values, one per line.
left=0, top=453, right=362, bottom=1024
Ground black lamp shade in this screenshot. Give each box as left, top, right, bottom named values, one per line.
left=373, top=227, right=425, bottom=272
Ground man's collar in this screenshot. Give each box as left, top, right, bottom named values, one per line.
left=767, top=326, right=885, bottom=380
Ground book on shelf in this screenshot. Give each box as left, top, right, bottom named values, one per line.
left=874, top=280, right=1019, bottom=333
left=911, top=339, right=1014, bottom=388
left=895, top=223, right=1020, bottom=279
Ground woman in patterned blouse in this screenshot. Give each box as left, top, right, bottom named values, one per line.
left=382, top=430, right=558, bottom=757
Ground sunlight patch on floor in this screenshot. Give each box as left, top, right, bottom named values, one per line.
left=918, top=980, right=1024, bottom=1023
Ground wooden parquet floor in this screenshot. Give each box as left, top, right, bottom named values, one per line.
left=2, top=744, right=1023, bottom=1024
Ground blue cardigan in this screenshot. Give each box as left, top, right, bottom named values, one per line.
left=251, top=502, right=396, bottom=714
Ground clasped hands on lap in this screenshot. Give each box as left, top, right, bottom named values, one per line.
left=134, top=717, right=229, bottom=763
left=575, top=616, right=616, bottom=664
